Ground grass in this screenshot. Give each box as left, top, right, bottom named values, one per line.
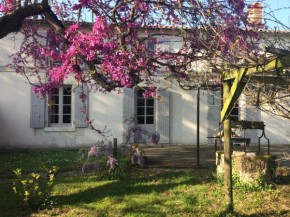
left=0, top=150, right=290, bottom=217
left=0, top=149, right=81, bottom=176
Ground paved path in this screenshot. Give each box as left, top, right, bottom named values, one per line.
left=142, top=144, right=290, bottom=168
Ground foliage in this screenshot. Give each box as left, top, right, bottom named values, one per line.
left=123, top=116, right=160, bottom=146
left=1, top=169, right=289, bottom=217
left=12, top=166, right=58, bottom=209
left=0, top=150, right=80, bottom=175
left=78, top=140, right=132, bottom=179
left=213, top=169, right=273, bottom=192
left=0, top=0, right=262, bottom=107
left=123, top=117, right=149, bottom=145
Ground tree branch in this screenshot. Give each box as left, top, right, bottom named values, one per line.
left=0, top=3, right=49, bottom=39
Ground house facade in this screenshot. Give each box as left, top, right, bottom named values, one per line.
left=1, top=27, right=290, bottom=149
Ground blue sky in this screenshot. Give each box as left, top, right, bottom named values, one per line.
left=263, top=0, right=290, bottom=29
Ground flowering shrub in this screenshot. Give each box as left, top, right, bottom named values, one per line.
left=123, top=116, right=160, bottom=146
left=123, top=117, right=148, bottom=145
left=78, top=140, right=130, bottom=179
left=150, top=132, right=160, bottom=146
left=12, top=166, right=58, bottom=209
left=131, top=144, right=145, bottom=166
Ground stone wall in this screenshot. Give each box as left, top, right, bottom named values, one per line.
left=216, top=151, right=276, bottom=184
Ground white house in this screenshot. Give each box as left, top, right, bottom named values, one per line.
left=1, top=24, right=290, bottom=149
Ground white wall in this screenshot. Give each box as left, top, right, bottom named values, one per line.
left=0, top=70, right=126, bottom=148
left=1, top=30, right=290, bottom=148
left=0, top=70, right=212, bottom=148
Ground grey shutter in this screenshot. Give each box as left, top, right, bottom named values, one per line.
left=207, top=91, right=221, bottom=143
left=148, top=40, right=155, bottom=52
left=123, top=88, right=135, bottom=143
left=246, top=103, right=259, bottom=143
left=75, top=85, right=89, bottom=128
left=157, top=90, right=170, bottom=143
left=30, top=86, right=45, bottom=128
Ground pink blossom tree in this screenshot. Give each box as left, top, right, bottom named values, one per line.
left=0, top=0, right=264, bottom=136
left=0, top=0, right=260, bottom=95
left=1, top=0, right=281, bottom=213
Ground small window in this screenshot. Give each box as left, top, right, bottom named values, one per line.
left=136, top=90, right=155, bottom=125
left=142, top=39, right=156, bottom=55
left=221, top=89, right=239, bottom=121
left=230, top=102, right=239, bottom=121
left=49, top=86, right=72, bottom=125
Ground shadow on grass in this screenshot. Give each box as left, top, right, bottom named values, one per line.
left=53, top=172, right=197, bottom=203
left=46, top=171, right=199, bottom=216
left=215, top=210, right=290, bottom=217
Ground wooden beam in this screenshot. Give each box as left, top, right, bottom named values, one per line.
left=246, top=76, right=290, bottom=85
left=221, top=68, right=248, bottom=123
left=222, top=55, right=290, bottom=81
left=266, top=47, right=290, bottom=56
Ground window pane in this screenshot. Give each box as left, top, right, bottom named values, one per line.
left=146, top=99, right=154, bottom=106
left=146, top=116, right=154, bottom=124
left=51, top=96, right=59, bottom=104
left=137, top=90, right=144, bottom=97
left=231, top=107, right=238, bottom=116
left=137, top=99, right=145, bottom=106
left=50, top=115, right=58, bottom=123
left=63, top=115, right=71, bottom=123
left=63, top=96, right=71, bottom=104
left=52, top=88, right=59, bottom=94
left=137, top=107, right=145, bottom=115
left=230, top=116, right=238, bottom=121
left=63, top=105, right=71, bottom=114
left=63, top=87, right=72, bottom=95
left=51, top=105, right=59, bottom=114
left=137, top=116, right=145, bottom=124
left=148, top=40, right=155, bottom=52
left=146, top=107, right=154, bottom=115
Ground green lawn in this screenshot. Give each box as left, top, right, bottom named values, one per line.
left=0, top=150, right=289, bottom=217
left=0, top=149, right=81, bottom=176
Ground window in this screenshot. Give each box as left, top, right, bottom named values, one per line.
left=136, top=90, right=155, bottom=125
left=230, top=102, right=239, bottom=121
left=221, top=89, right=239, bottom=121
left=49, top=86, right=72, bottom=125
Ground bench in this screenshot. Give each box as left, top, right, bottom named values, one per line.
left=231, top=120, right=270, bottom=154
left=208, top=120, right=270, bottom=153
left=207, top=136, right=251, bottom=152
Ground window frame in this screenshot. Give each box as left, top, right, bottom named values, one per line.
left=136, top=89, right=156, bottom=125
left=48, top=85, right=72, bottom=127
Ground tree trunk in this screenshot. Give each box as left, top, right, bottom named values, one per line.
left=223, top=81, right=233, bottom=212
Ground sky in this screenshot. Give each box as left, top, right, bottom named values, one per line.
left=262, top=0, right=290, bottom=29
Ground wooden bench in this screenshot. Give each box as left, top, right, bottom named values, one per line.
left=231, top=121, right=270, bottom=154
left=208, top=121, right=270, bottom=153
left=207, top=136, right=251, bottom=152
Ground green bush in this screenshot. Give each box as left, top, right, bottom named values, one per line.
left=12, top=166, right=58, bottom=210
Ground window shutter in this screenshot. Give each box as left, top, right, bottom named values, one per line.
left=207, top=91, right=221, bottom=143
left=123, top=88, right=135, bottom=143
left=157, top=90, right=170, bottom=143
left=75, top=85, right=89, bottom=128
left=148, top=40, right=155, bottom=52
left=246, top=104, right=259, bottom=143
left=30, top=86, right=45, bottom=128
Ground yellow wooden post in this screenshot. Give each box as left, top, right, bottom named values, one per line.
left=223, top=81, right=233, bottom=212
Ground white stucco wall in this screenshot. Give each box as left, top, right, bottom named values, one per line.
left=1, top=30, right=290, bottom=148
left=0, top=70, right=212, bottom=148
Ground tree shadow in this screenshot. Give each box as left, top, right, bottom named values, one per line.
left=50, top=171, right=199, bottom=211
left=215, top=210, right=290, bottom=217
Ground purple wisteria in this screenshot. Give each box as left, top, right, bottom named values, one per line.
left=79, top=140, right=118, bottom=174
